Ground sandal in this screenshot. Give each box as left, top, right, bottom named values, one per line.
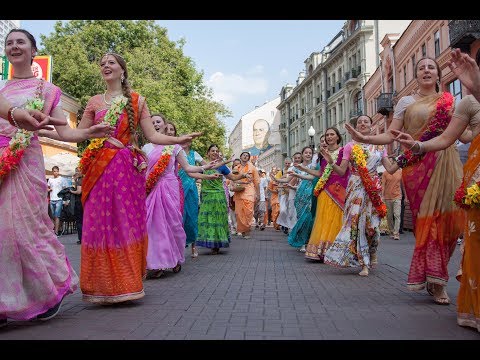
left=426, top=283, right=435, bottom=296
left=172, top=264, right=182, bottom=273
left=433, top=286, right=450, bottom=305
left=191, top=249, right=199, bottom=258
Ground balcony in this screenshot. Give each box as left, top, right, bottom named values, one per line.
left=345, top=69, right=358, bottom=86
left=449, top=20, right=480, bottom=51
left=279, top=123, right=287, bottom=130
left=376, top=93, right=394, bottom=116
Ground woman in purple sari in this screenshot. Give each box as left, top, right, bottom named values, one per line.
left=0, top=29, right=110, bottom=327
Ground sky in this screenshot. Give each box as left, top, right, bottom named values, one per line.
left=21, top=20, right=345, bottom=134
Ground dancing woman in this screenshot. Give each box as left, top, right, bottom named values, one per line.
left=0, top=29, right=110, bottom=325
left=392, top=49, right=480, bottom=329
left=324, top=116, right=397, bottom=276
left=346, top=58, right=465, bottom=301
left=295, top=127, right=350, bottom=261
left=75, top=53, right=199, bottom=304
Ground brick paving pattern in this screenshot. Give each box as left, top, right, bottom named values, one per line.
left=1, top=227, right=478, bottom=339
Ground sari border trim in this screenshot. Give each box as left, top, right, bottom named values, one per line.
left=82, top=289, right=145, bottom=304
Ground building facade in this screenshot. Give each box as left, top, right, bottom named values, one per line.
left=363, top=19, right=480, bottom=230
left=227, top=96, right=281, bottom=170
left=0, top=20, right=20, bottom=57
left=278, top=20, right=411, bottom=160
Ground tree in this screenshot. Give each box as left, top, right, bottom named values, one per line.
left=40, top=20, right=231, bottom=156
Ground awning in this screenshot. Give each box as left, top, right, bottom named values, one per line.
left=44, top=152, right=80, bottom=177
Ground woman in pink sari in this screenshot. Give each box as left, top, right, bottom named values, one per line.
left=346, top=57, right=465, bottom=304
left=75, top=53, right=199, bottom=305
left=0, top=29, right=111, bottom=327
left=145, top=114, right=218, bottom=278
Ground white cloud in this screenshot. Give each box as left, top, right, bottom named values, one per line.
left=207, top=71, right=268, bottom=106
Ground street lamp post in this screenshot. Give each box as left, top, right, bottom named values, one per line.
left=308, top=125, right=316, bottom=151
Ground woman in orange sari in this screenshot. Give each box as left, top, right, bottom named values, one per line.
left=76, top=53, right=198, bottom=304
left=267, top=166, right=281, bottom=230
left=393, top=50, right=480, bottom=331
left=234, top=151, right=260, bottom=239
left=346, top=57, right=465, bottom=304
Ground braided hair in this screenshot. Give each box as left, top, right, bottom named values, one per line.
left=102, top=52, right=142, bottom=154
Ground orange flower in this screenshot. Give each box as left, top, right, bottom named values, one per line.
left=146, top=145, right=174, bottom=195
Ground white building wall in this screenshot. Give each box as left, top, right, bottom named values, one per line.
left=0, top=20, right=21, bottom=57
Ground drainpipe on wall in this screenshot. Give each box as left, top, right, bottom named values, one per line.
left=322, top=68, right=328, bottom=132
left=375, top=20, right=380, bottom=68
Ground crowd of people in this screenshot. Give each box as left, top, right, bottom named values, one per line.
left=1, top=28, right=479, bottom=334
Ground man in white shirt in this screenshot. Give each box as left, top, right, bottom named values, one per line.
left=257, top=170, right=268, bottom=230
left=47, top=166, right=67, bottom=236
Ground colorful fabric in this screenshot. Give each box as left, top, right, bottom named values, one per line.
left=456, top=107, right=480, bottom=332
left=324, top=142, right=385, bottom=269
left=400, top=93, right=465, bottom=290
left=288, top=164, right=317, bottom=248
left=305, top=150, right=349, bottom=261
left=179, top=149, right=199, bottom=245
left=305, top=191, right=344, bottom=260
left=0, top=78, right=78, bottom=320
left=196, top=168, right=231, bottom=248
left=80, top=92, right=149, bottom=304
left=146, top=144, right=186, bottom=270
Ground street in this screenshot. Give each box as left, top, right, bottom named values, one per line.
left=0, top=227, right=478, bottom=340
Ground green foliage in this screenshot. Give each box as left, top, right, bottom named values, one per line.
left=39, top=20, right=231, bottom=156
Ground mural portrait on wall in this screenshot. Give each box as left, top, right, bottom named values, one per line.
left=243, top=118, right=273, bottom=157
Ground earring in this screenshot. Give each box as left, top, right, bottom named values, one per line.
left=121, top=73, right=125, bottom=83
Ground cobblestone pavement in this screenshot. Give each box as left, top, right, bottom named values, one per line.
left=1, top=227, right=479, bottom=340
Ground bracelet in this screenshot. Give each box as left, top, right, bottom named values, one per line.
left=410, top=141, right=423, bottom=155
left=200, top=165, right=205, bottom=173
left=7, top=106, right=20, bottom=127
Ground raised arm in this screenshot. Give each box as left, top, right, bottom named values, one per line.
left=320, top=147, right=349, bottom=176
left=294, top=162, right=321, bottom=177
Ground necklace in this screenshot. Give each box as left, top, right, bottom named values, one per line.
left=103, top=91, right=123, bottom=105
left=417, top=91, right=434, bottom=97
left=12, top=75, right=36, bottom=79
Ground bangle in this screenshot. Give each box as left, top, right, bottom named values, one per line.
left=200, top=165, right=205, bottom=173
left=7, top=106, right=20, bottom=127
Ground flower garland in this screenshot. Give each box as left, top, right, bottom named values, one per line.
left=313, top=148, right=340, bottom=197
left=351, top=144, right=387, bottom=218
left=395, top=92, right=454, bottom=168
left=454, top=180, right=480, bottom=209
left=146, top=145, right=174, bottom=195
left=78, top=95, right=127, bottom=175
left=0, top=80, right=44, bottom=186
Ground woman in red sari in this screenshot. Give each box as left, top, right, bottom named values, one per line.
left=346, top=57, right=465, bottom=305
left=76, top=53, right=199, bottom=305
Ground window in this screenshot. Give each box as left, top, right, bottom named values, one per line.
left=434, top=31, right=440, bottom=58
left=411, top=54, right=416, bottom=78
left=353, top=92, right=363, bottom=114
left=422, top=43, right=427, bottom=57
left=403, top=65, right=407, bottom=87
left=448, top=79, right=463, bottom=104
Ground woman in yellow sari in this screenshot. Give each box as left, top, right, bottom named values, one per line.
left=346, top=57, right=465, bottom=304
left=393, top=49, right=480, bottom=331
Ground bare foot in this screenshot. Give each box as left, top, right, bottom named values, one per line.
left=359, top=266, right=369, bottom=277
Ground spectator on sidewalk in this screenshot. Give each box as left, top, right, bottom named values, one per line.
left=47, top=166, right=67, bottom=236
left=381, top=160, right=403, bottom=240
left=70, top=167, right=84, bottom=244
